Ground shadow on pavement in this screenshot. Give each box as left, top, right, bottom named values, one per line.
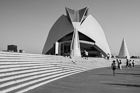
left=95, top=74, right=113, bottom=76
left=104, top=83, right=140, bottom=88
left=116, top=73, right=140, bottom=76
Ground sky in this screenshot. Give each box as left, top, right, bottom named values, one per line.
left=0, top=0, right=140, bottom=56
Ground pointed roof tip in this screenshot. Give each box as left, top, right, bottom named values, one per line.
left=86, top=6, right=89, bottom=9
left=82, top=6, right=89, bottom=9
left=79, top=6, right=89, bottom=11
left=65, top=6, right=67, bottom=10
left=65, top=7, right=70, bottom=11
left=65, top=6, right=89, bottom=11
left=65, top=6, right=71, bottom=10
left=122, top=38, right=126, bottom=42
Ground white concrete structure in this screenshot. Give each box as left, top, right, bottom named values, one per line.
left=43, top=7, right=111, bottom=57
left=118, top=38, right=130, bottom=59
left=70, top=25, right=81, bottom=57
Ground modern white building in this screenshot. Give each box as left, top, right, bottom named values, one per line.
left=42, top=7, right=111, bottom=57
left=118, top=38, right=130, bottom=59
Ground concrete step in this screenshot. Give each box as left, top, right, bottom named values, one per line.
left=0, top=66, right=59, bottom=77
left=0, top=69, right=84, bottom=93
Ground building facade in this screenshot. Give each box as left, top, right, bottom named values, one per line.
left=7, top=45, right=18, bottom=52
left=42, top=7, right=111, bottom=57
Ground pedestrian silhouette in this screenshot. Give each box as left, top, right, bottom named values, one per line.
left=132, top=60, right=135, bottom=67
left=111, top=60, right=116, bottom=76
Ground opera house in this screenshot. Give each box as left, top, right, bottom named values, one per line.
left=42, top=7, right=111, bottom=57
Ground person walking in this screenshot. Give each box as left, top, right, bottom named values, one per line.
left=119, top=60, right=122, bottom=69
left=126, top=59, right=129, bottom=67
left=107, top=53, right=110, bottom=60
left=129, top=60, right=132, bottom=68
left=84, top=50, right=88, bottom=60
left=111, top=60, right=117, bottom=76
left=116, top=59, right=120, bottom=69
left=132, top=60, right=135, bottom=67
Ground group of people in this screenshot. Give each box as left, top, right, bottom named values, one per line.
left=82, top=50, right=88, bottom=59
left=111, top=59, right=135, bottom=76
left=126, top=59, right=135, bottom=68
left=111, top=59, right=122, bottom=76
left=68, top=50, right=89, bottom=59
left=116, top=59, right=122, bottom=69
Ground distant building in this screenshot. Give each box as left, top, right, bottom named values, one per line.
left=118, top=38, right=130, bottom=59
left=7, top=45, right=18, bottom=52
left=19, top=49, right=25, bottom=53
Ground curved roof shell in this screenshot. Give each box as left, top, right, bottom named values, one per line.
left=42, top=15, right=74, bottom=54
left=79, top=15, right=111, bottom=56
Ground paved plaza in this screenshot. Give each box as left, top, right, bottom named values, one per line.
left=27, top=65, right=140, bottom=93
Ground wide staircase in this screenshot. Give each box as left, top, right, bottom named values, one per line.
left=0, top=51, right=111, bottom=93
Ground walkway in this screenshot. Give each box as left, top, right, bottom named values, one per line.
left=27, top=65, right=140, bottom=93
